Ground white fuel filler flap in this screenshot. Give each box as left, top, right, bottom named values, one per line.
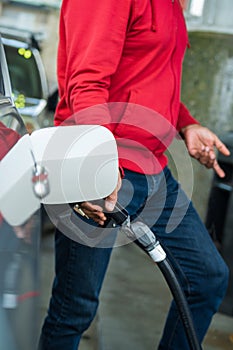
left=0, top=125, right=118, bottom=226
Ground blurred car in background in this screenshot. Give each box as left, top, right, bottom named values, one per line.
left=0, top=26, right=57, bottom=134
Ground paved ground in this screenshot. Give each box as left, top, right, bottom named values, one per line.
left=39, top=231, right=233, bottom=350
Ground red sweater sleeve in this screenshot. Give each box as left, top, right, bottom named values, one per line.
left=58, top=0, right=132, bottom=125
left=176, top=102, right=199, bottom=131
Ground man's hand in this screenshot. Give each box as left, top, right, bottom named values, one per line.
left=181, top=124, right=230, bottom=178
left=74, top=170, right=122, bottom=225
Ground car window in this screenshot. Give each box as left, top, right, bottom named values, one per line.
left=4, top=43, right=43, bottom=101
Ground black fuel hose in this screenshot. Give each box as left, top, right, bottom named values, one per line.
left=157, top=258, right=202, bottom=350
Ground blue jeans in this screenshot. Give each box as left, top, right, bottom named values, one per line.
left=38, top=167, right=229, bottom=349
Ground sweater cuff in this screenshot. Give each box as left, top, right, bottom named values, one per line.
left=176, top=103, right=199, bottom=132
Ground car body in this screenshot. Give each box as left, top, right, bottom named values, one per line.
left=0, top=35, right=41, bottom=350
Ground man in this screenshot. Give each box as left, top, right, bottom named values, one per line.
left=38, top=0, right=230, bottom=349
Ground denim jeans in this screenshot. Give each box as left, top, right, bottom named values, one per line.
left=38, top=167, right=229, bottom=350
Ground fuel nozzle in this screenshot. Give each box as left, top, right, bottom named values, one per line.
left=127, top=221, right=166, bottom=263
left=101, top=203, right=166, bottom=263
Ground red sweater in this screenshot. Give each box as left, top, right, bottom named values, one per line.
left=55, top=0, right=198, bottom=174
